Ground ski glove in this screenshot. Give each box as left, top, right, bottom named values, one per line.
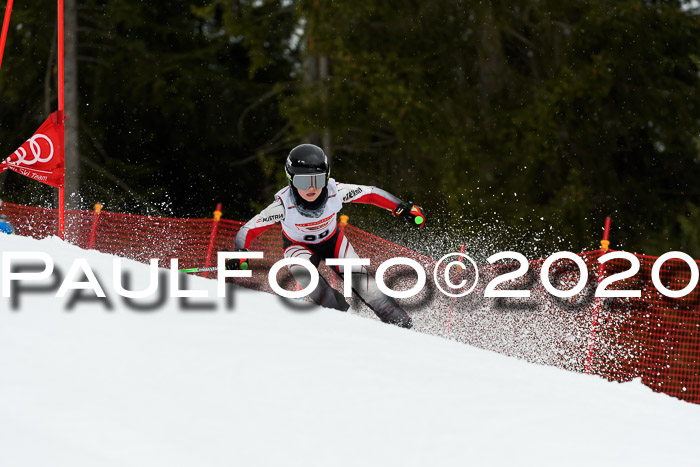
left=393, top=201, right=426, bottom=228
left=225, top=248, right=250, bottom=270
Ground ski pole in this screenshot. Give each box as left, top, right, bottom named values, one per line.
left=178, top=266, right=220, bottom=273
left=179, top=260, right=249, bottom=273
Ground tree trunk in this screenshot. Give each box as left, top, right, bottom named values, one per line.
left=302, top=39, right=331, bottom=153
left=476, top=3, right=506, bottom=118
left=64, top=0, right=80, bottom=209
left=319, top=55, right=331, bottom=152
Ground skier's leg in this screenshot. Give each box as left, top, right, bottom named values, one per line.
left=284, top=244, right=349, bottom=311
left=331, top=233, right=412, bottom=328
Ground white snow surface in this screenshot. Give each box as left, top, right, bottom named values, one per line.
left=1, top=235, right=699, bottom=467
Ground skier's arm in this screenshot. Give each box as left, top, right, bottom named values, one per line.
left=234, top=199, right=285, bottom=249
left=337, top=182, right=426, bottom=228
left=336, top=183, right=402, bottom=211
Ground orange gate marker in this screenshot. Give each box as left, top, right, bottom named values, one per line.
left=203, top=203, right=223, bottom=278
left=585, top=216, right=611, bottom=374
left=87, top=202, right=102, bottom=249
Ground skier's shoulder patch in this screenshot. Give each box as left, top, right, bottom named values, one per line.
left=256, top=198, right=285, bottom=225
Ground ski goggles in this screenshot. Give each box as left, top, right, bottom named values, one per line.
left=290, top=173, right=327, bottom=190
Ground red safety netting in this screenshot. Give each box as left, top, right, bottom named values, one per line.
left=589, top=252, right=700, bottom=401
left=1, top=202, right=698, bottom=404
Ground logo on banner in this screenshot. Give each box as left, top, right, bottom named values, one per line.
left=8, top=134, right=55, bottom=166
left=0, top=111, right=65, bottom=188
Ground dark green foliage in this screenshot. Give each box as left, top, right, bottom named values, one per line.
left=285, top=0, right=700, bottom=256
left=0, top=0, right=698, bottom=256
left=1, top=0, right=298, bottom=215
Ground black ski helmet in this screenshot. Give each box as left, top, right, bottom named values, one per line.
left=284, top=144, right=330, bottom=215
left=285, top=144, right=330, bottom=183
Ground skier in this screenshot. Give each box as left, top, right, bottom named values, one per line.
left=228, top=144, right=425, bottom=328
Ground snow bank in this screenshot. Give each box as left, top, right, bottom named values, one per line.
left=1, top=235, right=699, bottom=466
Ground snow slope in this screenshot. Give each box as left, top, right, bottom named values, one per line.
left=1, top=235, right=699, bottom=467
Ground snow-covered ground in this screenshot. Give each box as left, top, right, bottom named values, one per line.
left=1, top=235, right=699, bottom=467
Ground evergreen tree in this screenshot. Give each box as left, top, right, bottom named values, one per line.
left=285, top=0, right=700, bottom=255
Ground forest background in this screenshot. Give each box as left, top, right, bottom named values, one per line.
left=1, top=0, right=699, bottom=258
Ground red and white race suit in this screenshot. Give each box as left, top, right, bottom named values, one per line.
left=234, top=178, right=412, bottom=327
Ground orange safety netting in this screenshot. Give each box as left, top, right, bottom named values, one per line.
left=1, top=202, right=698, bottom=404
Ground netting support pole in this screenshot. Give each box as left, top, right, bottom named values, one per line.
left=585, top=216, right=611, bottom=374
left=332, top=215, right=350, bottom=289
left=87, top=203, right=102, bottom=249
left=445, top=243, right=466, bottom=338
left=0, top=0, right=14, bottom=71
left=203, top=203, right=222, bottom=279
left=57, top=0, right=65, bottom=239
